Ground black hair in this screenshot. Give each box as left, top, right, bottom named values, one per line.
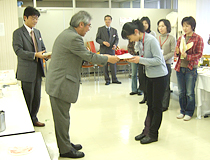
left=157, top=19, right=171, bottom=33
left=181, top=16, right=196, bottom=31
left=140, top=17, right=151, bottom=33
left=121, top=19, right=145, bottom=40
left=23, top=6, right=40, bottom=20
left=104, top=15, right=112, bottom=20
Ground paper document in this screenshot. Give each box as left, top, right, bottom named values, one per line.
left=180, top=36, right=193, bottom=59
left=117, top=53, right=133, bottom=59
left=43, top=52, right=52, bottom=56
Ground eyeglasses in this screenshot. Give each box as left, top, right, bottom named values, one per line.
left=31, top=16, right=39, bottom=21
left=87, top=23, right=91, bottom=28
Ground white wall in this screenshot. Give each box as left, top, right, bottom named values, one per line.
left=17, top=7, right=174, bottom=52
left=196, top=0, right=210, bottom=54
left=0, top=0, right=18, bottom=71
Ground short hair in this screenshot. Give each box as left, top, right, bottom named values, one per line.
left=70, top=11, right=92, bottom=27
left=140, top=17, right=151, bottom=33
left=157, top=19, right=171, bottom=33
left=121, top=19, right=145, bottom=40
left=104, top=15, right=112, bottom=20
left=181, top=16, right=196, bottom=31
left=23, top=6, right=40, bottom=19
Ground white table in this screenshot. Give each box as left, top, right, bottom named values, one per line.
left=171, top=67, right=210, bottom=119
left=0, top=85, right=34, bottom=136
left=0, top=132, right=51, bottom=160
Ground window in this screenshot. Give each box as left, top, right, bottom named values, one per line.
left=144, top=0, right=177, bottom=9
left=112, top=0, right=141, bottom=8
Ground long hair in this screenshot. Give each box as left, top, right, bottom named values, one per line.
left=140, top=17, right=151, bottom=33
left=121, top=19, right=145, bottom=40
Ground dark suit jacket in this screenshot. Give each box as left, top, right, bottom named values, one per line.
left=13, top=25, right=46, bottom=82
left=45, top=26, right=108, bottom=103
left=96, top=26, right=119, bottom=55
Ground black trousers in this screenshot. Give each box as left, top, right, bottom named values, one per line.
left=103, top=62, right=118, bottom=83
left=162, top=64, right=172, bottom=109
left=21, top=62, right=43, bottom=123
left=138, top=64, right=147, bottom=95
left=142, top=75, right=167, bottom=139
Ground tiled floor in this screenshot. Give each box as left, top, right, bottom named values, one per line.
left=35, top=75, right=210, bottom=160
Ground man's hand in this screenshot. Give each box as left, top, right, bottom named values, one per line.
left=35, top=50, right=48, bottom=59
left=103, top=41, right=110, bottom=47
left=112, top=45, right=116, bottom=50
left=126, top=56, right=140, bottom=64
left=107, top=55, right=120, bottom=64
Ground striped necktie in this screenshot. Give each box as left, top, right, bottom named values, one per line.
left=30, top=30, right=38, bottom=62
left=107, top=28, right=110, bottom=37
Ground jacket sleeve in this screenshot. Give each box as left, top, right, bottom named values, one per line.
left=96, top=28, right=104, bottom=45
left=114, top=29, right=119, bottom=46
left=12, top=29, right=35, bottom=61
left=71, top=35, right=108, bottom=65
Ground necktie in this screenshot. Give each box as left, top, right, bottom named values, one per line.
left=107, top=28, right=110, bottom=37
left=30, top=30, right=38, bottom=62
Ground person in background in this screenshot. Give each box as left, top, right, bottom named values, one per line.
left=96, top=15, right=121, bottom=85
left=175, top=16, right=204, bottom=121
left=12, top=6, right=50, bottom=127
left=122, top=19, right=168, bottom=144
left=137, top=17, right=156, bottom=104
left=157, top=19, right=176, bottom=112
left=127, top=41, right=142, bottom=96
left=45, top=11, right=119, bottom=158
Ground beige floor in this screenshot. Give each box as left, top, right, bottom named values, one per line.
left=35, top=74, right=210, bottom=160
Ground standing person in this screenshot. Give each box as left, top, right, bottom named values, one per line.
left=96, top=15, right=121, bottom=85
left=157, top=19, right=176, bottom=112
left=127, top=41, right=142, bottom=95
left=122, top=19, right=168, bottom=144
left=12, top=6, right=50, bottom=127
left=45, top=11, right=119, bottom=158
left=175, top=16, right=204, bottom=121
left=137, top=17, right=156, bottom=104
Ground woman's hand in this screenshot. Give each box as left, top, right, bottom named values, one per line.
left=126, top=56, right=140, bottom=63
left=181, top=49, right=187, bottom=59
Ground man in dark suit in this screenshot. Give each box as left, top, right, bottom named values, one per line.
left=12, top=6, right=50, bottom=127
left=96, top=15, right=121, bottom=85
left=45, top=11, right=119, bottom=158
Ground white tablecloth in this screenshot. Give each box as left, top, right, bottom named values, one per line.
left=0, top=132, right=51, bottom=160
left=0, top=85, right=34, bottom=136
left=171, top=67, right=210, bottom=119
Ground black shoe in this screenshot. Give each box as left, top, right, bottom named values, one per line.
left=135, top=133, right=146, bottom=141
left=162, top=108, right=168, bottom=112
left=71, top=143, right=82, bottom=150
left=112, top=81, right=121, bottom=84
left=60, top=148, right=85, bottom=158
left=130, top=92, right=137, bottom=95
left=105, top=82, right=110, bottom=85
left=140, top=136, right=158, bottom=144
left=137, top=92, right=143, bottom=96
left=139, top=96, right=147, bottom=104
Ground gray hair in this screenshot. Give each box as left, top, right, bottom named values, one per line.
left=70, top=11, right=92, bottom=27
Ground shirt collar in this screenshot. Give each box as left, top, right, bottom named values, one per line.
left=105, top=25, right=111, bottom=30
left=24, top=23, right=34, bottom=34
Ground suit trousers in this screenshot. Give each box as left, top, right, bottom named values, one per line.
left=104, top=62, right=118, bottom=82
left=49, top=96, right=74, bottom=154
left=21, top=61, right=43, bottom=123
left=142, top=75, right=167, bottom=139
